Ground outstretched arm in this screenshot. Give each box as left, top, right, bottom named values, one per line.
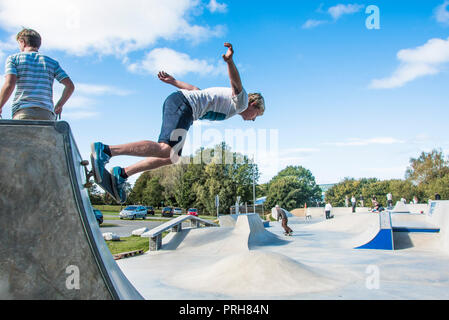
left=54, top=77, right=75, bottom=116
left=222, top=42, right=242, bottom=96
left=158, top=71, right=200, bottom=91
left=0, top=74, right=16, bottom=118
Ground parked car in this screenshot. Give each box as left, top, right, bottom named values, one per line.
left=187, top=208, right=198, bottom=217
left=119, top=205, right=147, bottom=220
left=93, top=209, right=103, bottom=225
left=174, top=207, right=183, bottom=215
left=146, top=206, right=155, bottom=215
left=161, top=207, right=174, bottom=217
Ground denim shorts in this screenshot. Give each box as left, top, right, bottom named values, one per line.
left=158, top=91, right=193, bottom=154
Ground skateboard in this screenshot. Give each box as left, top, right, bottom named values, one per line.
left=81, top=157, right=122, bottom=204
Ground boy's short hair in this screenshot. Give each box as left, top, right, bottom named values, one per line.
left=16, top=29, right=41, bottom=49
left=248, top=93, right=265, bottom=115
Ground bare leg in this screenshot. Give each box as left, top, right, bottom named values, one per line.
left=109, top=141, right=171, bottom=159
left=106, top=141, right=174, bottom=177
left=124, top=157, right=173, bottom=177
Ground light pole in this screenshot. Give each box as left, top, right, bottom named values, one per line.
left=252, top=154, right=256, bottom=214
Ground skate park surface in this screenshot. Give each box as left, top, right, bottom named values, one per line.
left=118, top=203, right=449, bottom=300
left=2, top=120, right=449, bottom=300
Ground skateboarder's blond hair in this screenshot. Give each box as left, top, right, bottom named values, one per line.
left=248, top=93, right=265, bottom=115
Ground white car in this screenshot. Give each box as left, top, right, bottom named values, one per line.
left=174, top=207, right=183, bottom=215
left=119, top=205, right=147, bottom=220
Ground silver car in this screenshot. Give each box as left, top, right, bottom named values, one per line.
left=119, top=205, right=147, bottom=220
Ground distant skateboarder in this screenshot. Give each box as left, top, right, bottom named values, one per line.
left=276, top=205, right=293, bottom=236
left=91, top=43, right=265, bottom=203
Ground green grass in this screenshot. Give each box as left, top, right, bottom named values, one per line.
left=94, top=205, right=123, bottom=212
left=105, top=233, right=169, bottom=255
left=105, top=235, right=149, bottom=255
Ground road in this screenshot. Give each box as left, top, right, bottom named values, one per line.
left=99, top=217, right=169, bottom=237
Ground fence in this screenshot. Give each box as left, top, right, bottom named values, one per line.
left=229, top=203, right=266, bottom=219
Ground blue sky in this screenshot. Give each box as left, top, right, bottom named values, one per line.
left=1, top=0, right=449, bottom=185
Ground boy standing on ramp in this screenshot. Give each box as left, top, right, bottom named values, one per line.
left=91, top=43, right=265, bottom=203
left=0, top=29, right=74, bottom=120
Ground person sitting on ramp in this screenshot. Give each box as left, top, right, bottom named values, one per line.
left=91, top=43, right=265, bottom=203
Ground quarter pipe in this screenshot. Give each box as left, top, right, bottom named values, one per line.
left=0, top=120, right=142, bottom=299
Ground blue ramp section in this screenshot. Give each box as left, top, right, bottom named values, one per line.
left=355, top=229, right=394, bottom=250
left=393, top=227, right=440, bottom=233
left=355, top=211, right=394, bottom=250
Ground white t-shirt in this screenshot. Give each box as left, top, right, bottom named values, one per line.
left=325, top=204, right=332, bottom=211
left=181, top=87, right=248, bottom=121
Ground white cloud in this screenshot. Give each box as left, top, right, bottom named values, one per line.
left=435, top=1, right=449, bottom=24
left=370, top=37, right=449, bottom=89
left=53, top=82, right=132, bottom=120
left=302, top=3, right=364, bottom=29
left=325, top=137, right=405, bottom=147
left=328, top=4, right=365, bottom=20
left=302, top=19, right=327, bottom=29
left=76, top=83, right=133, bottom=96
left=0, top=40, right=16, bottom=61
left=207, top=0, right=227, bottom=13
left=0, top=0, right=224, bottom=56
left=127, top=47, right=227, bottom=77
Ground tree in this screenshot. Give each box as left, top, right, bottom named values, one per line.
left=406, top=149, right=449, bottom=185
left=88, top=183, right=103, bottom=205
left=126, top=142, right=259, bottom=214
left=325, top=178, right=363, bottom=206
left=325, top=177, right=422, bottom=207
left=141, top=177, right=165, bottom=206
left=128, top=171, right=151, bottom=205
left=417, top=174, right=449, bottom=201
left=266, top=166, right=321, bottom=210
left=256, top=183, right=269, bottom=198
left=387, top=179, right=420, bottom=204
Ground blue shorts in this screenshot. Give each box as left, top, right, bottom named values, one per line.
left=158, top=91, right=193, bottom=154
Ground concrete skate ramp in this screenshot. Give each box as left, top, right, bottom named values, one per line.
left=234, top=214, right=287, bottom=248
left=218, top=214, right=238, bottom=227
left=0, top=120, right=142, bottom=299
left=392, top=201, right=410, bottom=213
left=160, top=215, right=336, bottom=297
left=427, top=201, right=449, bottom=254
left=162, top=214, right=287, bottom=253
left=354, top=211, right=394, bottom=250
left=165, top=251, right=339, bottom=297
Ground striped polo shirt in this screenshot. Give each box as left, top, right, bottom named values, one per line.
left=5, top=52, right=69, bottom=115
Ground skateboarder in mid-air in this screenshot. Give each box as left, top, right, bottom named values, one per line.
left=91, top=43, right=265, bottom=203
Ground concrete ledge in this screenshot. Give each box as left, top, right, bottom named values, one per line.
left=142, top=215, right=218, bottom=251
